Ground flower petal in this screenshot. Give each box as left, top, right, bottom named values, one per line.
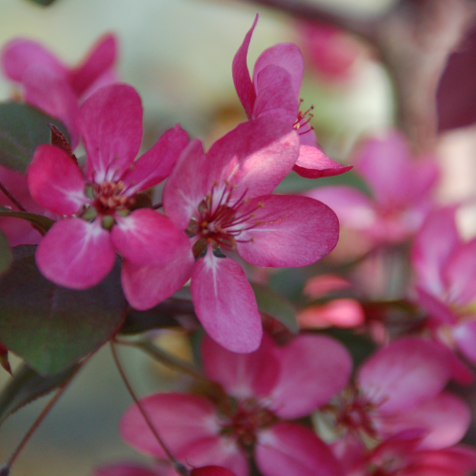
left=453, top=320, right=476, bottom=366
left=237, top=195, right=338, bottom=267
left=201, top=333, right=279, bottom=400
left=78, top=83, right=143, bottom=183
left=268, top=335, right=352, bottom=419
left=256, top=423, right=343, bottom=476
left=112, top=209, right=191, bottom=267
left=27, top=144, right=88, bottom=216
left=293, top=145, right=353, bottom=178
left=120, top=393, right=220, bottom=458
left=191, top=466, right=239, bottom=476
left=232, top=14, right=258, bottom=118
left=36, top=218, right=115, bottom=289
left=191, top=252, right=262, bottom=353
left=121, top=248, right=194, bottom=311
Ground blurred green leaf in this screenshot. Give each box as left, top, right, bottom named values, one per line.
left=0, top=205, right=55, bottom=234
left=26, top=0, right=57, bottom=5
left=0, top=102, right=69, bottom=174
left=0, top=230, right=12, bottom=275
left=0, top=246, right=127, bottom=375
left=0, top=363, right=78, bottom=426
left=251, top=283, right=299, bottom=334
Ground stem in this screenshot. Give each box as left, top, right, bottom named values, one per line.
left=0, top=182, right=26, bottom=212
left=110, top=341, right=188, bottom=476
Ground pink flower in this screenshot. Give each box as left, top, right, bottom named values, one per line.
left=120, top=333, right=351, bottom=476
left=27, top=83, right=190, bottom=290
left=307, top=131, right=439, bottom=245
left=122, top=117, right=339, bottom=352
left=1, top=33, right=118, bottom=145
left=322, top=337, right=470, bottom=453
left=233, top=15, right=352, bottom=179
left=411, top=207, right=476, bottom=370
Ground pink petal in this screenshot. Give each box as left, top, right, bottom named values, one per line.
left=1, top=38, right=67, bottom=82
left=121, top=124, right=189, bottom=194
left=121, top=248, right=194, bottom=311
left=297, top=299, right=365, bottom=329
left=232, top=14, right=258, bottom=118
left=120, top=393, right=220, bottom=458
left=293, top=145, right=353, bottom=178
left=78, top=83, right=143, bottom=183
left=268, top=335, right=352, bottom=419
left=191, top=466, right=238, bottom=476
left=36, top=218, right=115, bottom=289
left=111, top=209, right=191, bottom=267
left=237, top=195, right=338, bottom=268
left=70, top=33, right=118, bottom=97
left=414, top=286, right=456, bottom=325
left=256, top=423, right=343, bottom=476
left=303, top=274, right=352, bottom=299
left=381, top=392, right=471, bottom=450
left=357, top=337, right=452, bottom=414
left=453, top=320, right=476, bottom=366
left=210, top=117, right=300, bottom=201
left=253, top=43, right=304, bottom=101
left=27, top=144, right=88, bottom=216
left=22, top=64, right=79, bottom=146
left=412, top=208, right=460, bottom=296
left=191, top=252, right=262, bottom=353
left=201, top=333, right=279, bottom=400
left=92, top=463, right=159, bottom=476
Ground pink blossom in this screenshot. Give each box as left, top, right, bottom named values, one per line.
left=27, top=83, right=190, bottom=290
left=122, top=117, right=339, bottom=352
left=307, top=131, right=439, bottom=245
left=1, top=33, right=118, bottom=144
left=411, top=207, right=476, bottom=371
left=120, top=333, right=351, bottom=476
left=233, top=15, right=352, bottom=179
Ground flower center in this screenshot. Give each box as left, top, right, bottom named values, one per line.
left=92, top=180, right=135, bottom=215
left=293, top=99, right=314, bottom=136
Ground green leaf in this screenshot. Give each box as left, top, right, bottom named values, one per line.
left=0, top=102, right=69, bottom=174
left=0, top=363, right=78, bottom=426
left=251, top=283, right=299, bottom=334
left=26, top=0, right=57, bottom=5
left=0, top=230, right=12, bottom=275
left=0, top=246, right=127, bottom=375
left=0, top=206, right=55, bottom=234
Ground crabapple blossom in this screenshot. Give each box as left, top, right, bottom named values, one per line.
left=233, top=15, right=352, bottom=179
left=27, top=83, right=190, bottom=289
left=1, top=33, right=118, bottom=144
left=120, top=333, right=352, bottom=476
left=122, top=116, right=339, bottom=352
left=308, top=131, right=439, bottom=245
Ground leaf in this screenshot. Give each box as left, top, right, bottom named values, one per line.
left=0, top=230, right=12, bottom=275
left=0, top=246, right=127, bottom=375
left=251, top=283, right=299, bottom=334
left=0, top=363, right=78, bottom=426
left=26, top=0, right=57, bottom=5
left=0, top=102, right=69, bottom=174
left=0, top=205, right=54, bottom=233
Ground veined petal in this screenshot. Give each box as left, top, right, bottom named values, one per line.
left=36, top=218, right=115, bottom=289
left=232, top=14, right=258, bottom=118
left=27, top=144, right=88, bottom=216
left=121, top=124, right=189, bottom=194
left=268, top=335, right=352, bottom=419
left=237, top=195, right=338, bottom=268
left=191, top=252, right=262, bottom=353
left=1, top=38, right=67, bottom=82
left=256, top=423, right=343, bottom=476
left=121, top=248, right=194, bottom=311
left=120, top=393, right=220, bottom=458
left=201, top=334, right=280, bottom=400
left=253, top=43, right=304, bottom=101
left=79, top=83, right=143, bottom=183
left=293, top=145, right=353, bottom=178
left=112, top=209, right=191, bottom=266
left=70, top=33, right=117, bottom=97
left=357, top=337, right=452, bottom=414
left=22, top=64, right=79, bottom=146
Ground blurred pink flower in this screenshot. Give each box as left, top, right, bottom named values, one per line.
left=27, top=83, right=190, bottom=290
left=120, top=333, right=351, bottom=476
left=2, top=33, right=118, bottom=145
left=308, top=131, right=439, bottom=245
left=233, top=15, right=352, bottom=179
